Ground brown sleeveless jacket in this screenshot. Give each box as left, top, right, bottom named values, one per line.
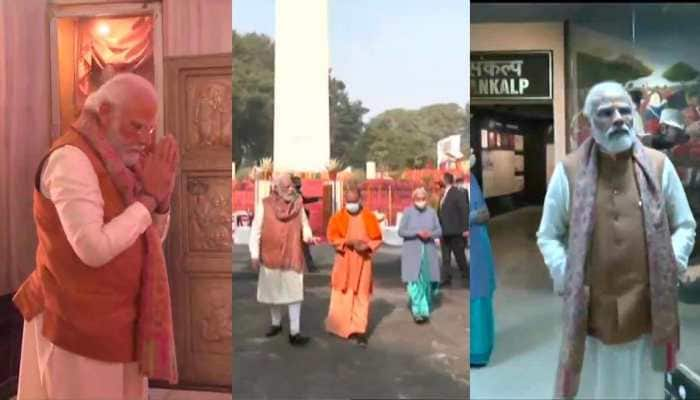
left=562, top=147, right=665, bottom=344
left=13, top=130, right=147, bottom=362
left=259, top=196, right=306, bottom=273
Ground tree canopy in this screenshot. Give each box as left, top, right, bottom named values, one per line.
left=362, top=104, right=467, bottom=170
left=663, top=62, right=700, bottom=82
left=233, top=31, right=275, bottom=167
left=233, top=31, right=466, bottom=172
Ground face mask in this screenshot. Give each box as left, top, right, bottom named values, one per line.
left=415, top=201, right=427, bottom=209
left=345, top=203, right=360, bottom=213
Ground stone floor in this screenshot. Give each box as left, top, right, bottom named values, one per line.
left=10, top=389, right=231, bottom=400
left=149, top=388, right=231, bottom=400
left=233, top=244, right=469, bottom=399
left=469, top=206, right=700, bottom=399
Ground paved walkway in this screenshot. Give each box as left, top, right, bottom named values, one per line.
left=233, top=244, right=469, bottom=399
left=470, top=207, right=700, bottom=399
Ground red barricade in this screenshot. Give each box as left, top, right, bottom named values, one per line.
left=232, top=179, right=254, bottom=214
left=232, top=169, right=469, bottom=233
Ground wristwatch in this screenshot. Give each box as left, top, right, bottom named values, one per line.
left=156, top=202, right=171, bottom=214
left=137, top=193, right=158, bottom=214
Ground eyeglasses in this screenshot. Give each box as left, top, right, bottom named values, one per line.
left=129, top=120, right=156, bottom=136
left=596, top=106, right=632, bottom=119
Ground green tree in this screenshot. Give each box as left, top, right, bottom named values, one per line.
left=329, top=77, right=368, bottom=167
left=233, top=31, right=275, bottom=167
left=663, top=62, right=700, bottom=82
left=362, top=104, right=466, bottom=171
left=576, top=52, right=652, bottom=90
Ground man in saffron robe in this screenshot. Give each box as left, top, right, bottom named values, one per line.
left=325, top=184, right=382, bottom=346
left=537, top=81, right=696, bottom=399
left=13, top=73, right=179, bottom=400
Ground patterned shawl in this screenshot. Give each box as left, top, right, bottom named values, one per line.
left=555, top=136, right=678, bottom=399
left=268, top=191, right=303, bottom=221
left=74, top=124, right=178, bottom=383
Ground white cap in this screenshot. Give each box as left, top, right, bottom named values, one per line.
left=660, top=108, right=685, bottom=130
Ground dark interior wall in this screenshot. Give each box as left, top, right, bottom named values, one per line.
left=0, top=294, right=22, bottom=399
left=522, top=119, right=550, bottom=205
left=470, top=105, right=552, bottom=210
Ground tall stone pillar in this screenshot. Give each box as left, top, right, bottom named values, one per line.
left=273, top=0, right=330, bottom=172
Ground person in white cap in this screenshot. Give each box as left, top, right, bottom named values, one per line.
left=641, top=108, right=689, bottom=155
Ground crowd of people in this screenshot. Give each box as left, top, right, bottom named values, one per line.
left=246, top=169, right=475, bottom=347
left=243, top=80, right=700, bottom=399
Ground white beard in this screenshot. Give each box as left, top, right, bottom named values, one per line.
left=593, top=126, right=635, bottom=154
left=107, top=123, right=140, bottom=167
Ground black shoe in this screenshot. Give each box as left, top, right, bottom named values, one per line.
left=355, top=334, right=368, bottom=347
left=307, top=264, right=319, bottom=273
left=439, top=279, right=452, bottom=288
left=265, top=325, right=282, bottom=337
left=288, top=333, right=310, bottom=346
left=413, top=316, right=429, bottom=324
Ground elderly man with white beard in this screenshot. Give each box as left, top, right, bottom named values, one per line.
left=13, top=73, right=179, bottom=399
left=249, top=173, right=315, bottom=346
left=537, top=81, right=697, bottom=399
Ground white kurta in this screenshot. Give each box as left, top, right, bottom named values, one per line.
left=18, top=145, right=170, bottom=400
left=248, top=202, right=312, bottom=305
left=537, top=157, right=697, bottom=400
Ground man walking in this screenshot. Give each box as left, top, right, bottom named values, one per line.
left=325, top=183, right=382, bottom=346
left=438, top=172, right=469, bottom=287
left=249, top=174, right=314, bottom=346
left=292, top=175, right=320, bottom=272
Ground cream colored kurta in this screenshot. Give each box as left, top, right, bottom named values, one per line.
left=248, top=203, right=312, bottom=305
left=18, top=146, right=170, bottom=400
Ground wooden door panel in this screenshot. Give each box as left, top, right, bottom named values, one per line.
left=165, top=53, right=232, bottom=388
left=188, top=276, right=232, bottom=383
left=174, top=63, right=232, bottom=172
left=184, top=173, right=232, bottom=256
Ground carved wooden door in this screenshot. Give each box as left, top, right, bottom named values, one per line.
left=165, top=54, right=232, bottom=388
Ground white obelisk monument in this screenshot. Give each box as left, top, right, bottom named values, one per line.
left=273, top=0, right=330, bottom=172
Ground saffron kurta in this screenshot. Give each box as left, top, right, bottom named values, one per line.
left=325, top=209, right=382, bottom=338
left=537, top=157, right=696, bottom=399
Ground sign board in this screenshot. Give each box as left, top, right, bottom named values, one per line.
left=470, top=51, right=553, bottom=101
left=366, top=161, right=377, bottom=179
